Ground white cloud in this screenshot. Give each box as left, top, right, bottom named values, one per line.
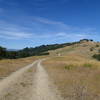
left=0, top=22, right=33, bottom=39
left=0, top=31, right=32, bottom=38
left=0, top=32, right=32, bottom=39
left=56, top=32, right=90, bottom=39
left=56, top=32, right=67, bottom=37
left=0, top=17, right=97, bottom=41
left=33, top=17, right=70, bottom=29
left=29, top=32, right=91, bottom=40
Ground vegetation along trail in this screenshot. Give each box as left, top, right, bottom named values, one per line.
left=0, top=59, right=64, bottom=100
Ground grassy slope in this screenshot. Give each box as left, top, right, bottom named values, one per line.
left=0, top=40, right=100, bottom=99
left=49, top=41, right=100, bottom=58
left=43, top=41, right=100, bottom=100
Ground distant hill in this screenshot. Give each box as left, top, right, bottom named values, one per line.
left=1, top=39, right=99, bottom=59
left=49, top=39, right=100, bottom=59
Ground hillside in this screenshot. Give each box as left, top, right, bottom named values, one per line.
left=49, top=39, right=100, bottom=59
left=43, top=40, right=100, bottom=100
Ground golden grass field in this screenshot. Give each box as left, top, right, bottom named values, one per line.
left=49, top=41, right=100, bottom=59
left=0, top=56, right=44, bottom=78
left=43, top=56, right=100, bottom=100
left=43, top=41, right=100, bottom=100
left=0, top=41, right=100, bottom=100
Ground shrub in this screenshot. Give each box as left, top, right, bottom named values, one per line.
left=90, top=39, right=93, bottom=41
left=65, top=64, right=74, bottom=70
left=98, top=49, right=100, bottom=53
left=90, top=47, right=94, bottom=51
left=96, top=44, right=99, bottom=47
left=92, top=54, right=100, bottom=61
left=0, top=46, right=7, bottom=59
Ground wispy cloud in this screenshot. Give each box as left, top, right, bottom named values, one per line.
left=33, top=17, right=70, bottom=29
left=29, top=32, right=93, bottom=40
left=55, top=32, right=91, bottom=39
left=0, top=16, right=97, bottom=41
left=0, top=31, right=32, bottom=39
left=0, top=22, right=33, bottom=39
left=32, top=17, right=97, bottom=34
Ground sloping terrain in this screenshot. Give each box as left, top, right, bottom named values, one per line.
left=43, top=40, right=100, bottom=100
left=0, top=40, right=100, bottom=100
left=49, top=40, right=100, bottom=58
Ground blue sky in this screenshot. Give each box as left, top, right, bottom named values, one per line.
left=0, top=0, right=100, bottom=49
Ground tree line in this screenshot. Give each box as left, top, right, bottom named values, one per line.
left=0, top=39, right=93, bottom=59
left=0, top=44, right=66, bottom=59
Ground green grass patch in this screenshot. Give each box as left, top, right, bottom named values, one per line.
left=28, top=69, right=33, bottom=72
left=65, top=64, right=74, bottom=70
left=83, top=63, right=92, bottom=68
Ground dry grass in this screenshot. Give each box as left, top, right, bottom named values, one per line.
left=0, top=56, right=44, bottom=78
left=43, top=55, right=100, bottom=100
left=49, top=41, right=100, bottom=59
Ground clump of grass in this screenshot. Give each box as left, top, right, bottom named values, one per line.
left=20, top=82, right=26, bottom=87
left=83, top=63, right=92, bottom=68
left=28, top=69, right=33, bottom=72
left=65, top=64, right=74, bottom=70
left=5, top=93, right=11, bottom=98
left=90, top=47, right=94, bottom=51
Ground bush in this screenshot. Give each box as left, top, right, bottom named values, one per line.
left=65, top=64, right=74, bottom=70
left=0, top=46, right=7, bottom=59
left=6, top=51, right=18, bottom=59
left=90, top=47, right=94, bottom=51
left=90, top=39, right=93, bottom=41
left=96, top=44, right=99, bottom=47
left=92, top=54, right=100, bottom=61
left=98, top=49, right=100, bottom=53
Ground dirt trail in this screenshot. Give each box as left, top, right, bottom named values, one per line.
left=0, top=59, right=64, bottom=100
left=32, top=59, right=63, bottom=100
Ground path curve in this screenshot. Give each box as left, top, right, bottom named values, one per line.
left=0, top=59, right=64, bottom=100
